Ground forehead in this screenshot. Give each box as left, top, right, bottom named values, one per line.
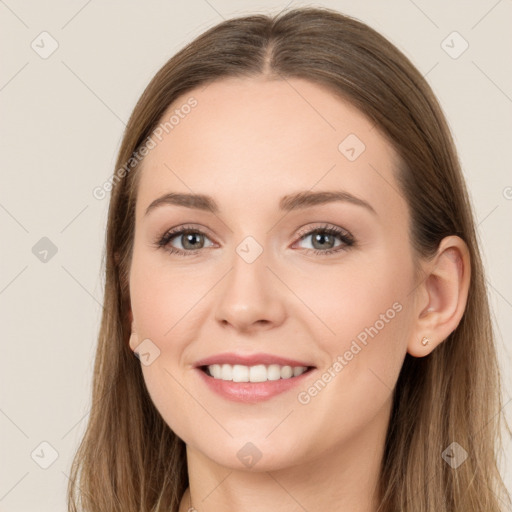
left=135, top=77, right=406, bottom=223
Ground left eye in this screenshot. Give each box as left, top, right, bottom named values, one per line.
left=293, top=226, right=354, bottom=255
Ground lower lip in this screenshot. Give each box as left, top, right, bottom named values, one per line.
left=195, top=368, right=315, bottom=403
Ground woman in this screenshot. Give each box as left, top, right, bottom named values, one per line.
left=68, top=7, right=511, bottom=511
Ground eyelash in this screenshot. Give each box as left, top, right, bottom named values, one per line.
left=154, top=223, right=355, bottom=257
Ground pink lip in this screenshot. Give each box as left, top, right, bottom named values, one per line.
left=194, top=352, right=315, bottom=368
left=195, top=366, right=315, bottom=403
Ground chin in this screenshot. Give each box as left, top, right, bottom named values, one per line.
left=190, top=436, right=306, bottom=473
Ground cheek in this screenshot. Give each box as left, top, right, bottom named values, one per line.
left=129, top=250, right=210, bottom=439
left=292, top=277, right=411, bottom=447
left=308, top=257, right=412, bottom=389
left=129, top=246, right=200, bottom=339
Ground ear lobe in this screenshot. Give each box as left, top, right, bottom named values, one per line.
left=129, top=331, right=139, bottom=351
left=128, top=309, right=138, bottom=351
left=407, top=235, right=471, bottom=357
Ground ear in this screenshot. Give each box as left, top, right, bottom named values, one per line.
left=407, top=235, right=471, bottom=357
left=128, top=309, right=138, bottom=351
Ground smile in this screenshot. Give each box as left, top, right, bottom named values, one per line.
left=202, top=363, right=311, bottom=382
left=196, top=364, right=316, bottom=403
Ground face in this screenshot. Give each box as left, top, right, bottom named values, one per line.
left=128, top=76, right=419, bottom=471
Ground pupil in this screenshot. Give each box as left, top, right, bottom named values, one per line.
left=183, top=233, right=202, bottom=249
left=314, top=233, right=333, bottom=250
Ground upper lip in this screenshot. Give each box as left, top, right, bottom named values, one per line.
left=194, top=352, right=315, bottom=368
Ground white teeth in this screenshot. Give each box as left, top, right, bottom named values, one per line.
left=205, top=363, right=309, bottom=382
left=281, top=366, right=293, bottom=379
left=249, top=364, right=267, bottom=382
left=232, top=364, right=249, bottom=382
left=210, top=364, right=222, bottom=379
left=293, top=366, right=305, bottom=377
left=267, top=364, right=281, bottom=381
left=220, top=364, right=232, bottom=380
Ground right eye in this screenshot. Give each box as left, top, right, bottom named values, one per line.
left=156, top=225, right=215, bottom=256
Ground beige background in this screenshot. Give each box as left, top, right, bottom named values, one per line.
left=1, top=0, right=511, bottom=510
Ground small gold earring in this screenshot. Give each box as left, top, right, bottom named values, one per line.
left=421, top=336, right=430, bottom=346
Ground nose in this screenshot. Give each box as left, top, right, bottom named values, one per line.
left=214, top=244, right=286, bottom=333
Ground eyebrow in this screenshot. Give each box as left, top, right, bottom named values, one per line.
left=144, top=190, right=377, bottom=216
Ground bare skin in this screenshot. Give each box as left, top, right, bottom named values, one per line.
left=127, top=76, right=470, bottom=511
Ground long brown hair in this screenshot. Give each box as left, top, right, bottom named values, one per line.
left=67, top=7, right=511, bottom=511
